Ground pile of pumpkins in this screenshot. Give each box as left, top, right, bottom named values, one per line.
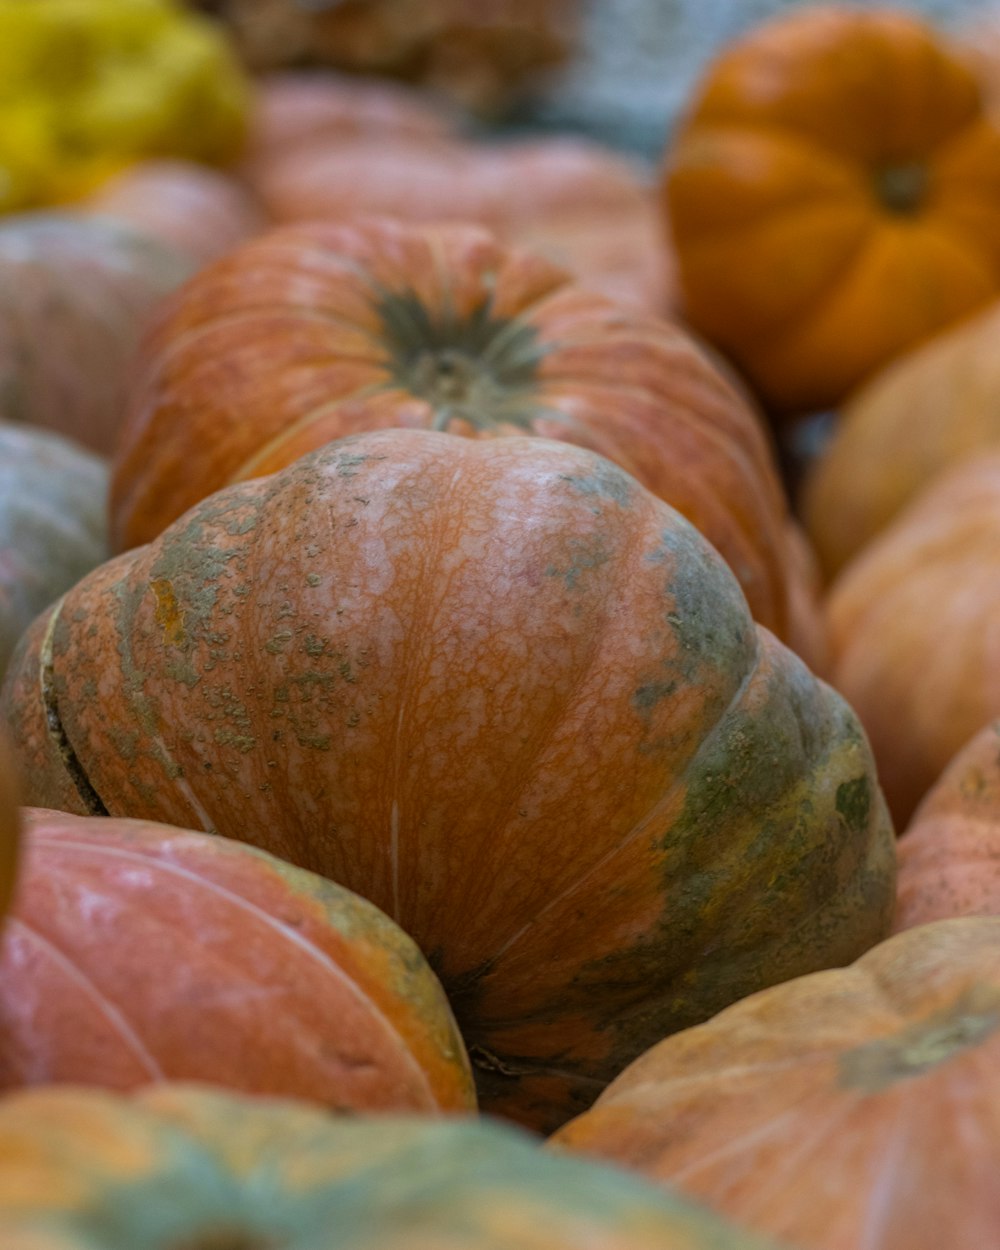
left=4, top=3, right=1000, bottom=1248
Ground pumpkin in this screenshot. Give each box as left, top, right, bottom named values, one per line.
left=111, top=218, right=785, bottom=640
left=5, top=429, right=896, bottom=1129
left=79, top=160, right=267, bottom=267
left=0, top=0, right=249, bottom=213
left=894, top=721, right=1000, bottom=932
left=0, top=423, right=108, bottom=679
left=242, top=71, right=457, bottom=170
left=0, top=215, right=193, bottom=455
left=827, top=452, right=1000, bottom=826
left=664, top=6, right=1000, bottom=417
left=0, top=808, right=473, bottom=1110
left=0, top=1083, right=783, bottom=1250
left=554, top=916, right=1000, bottom=1250
left=802, top=297, right=1000, bottom=579
left=0, top=734, right=20, bottom=923
left=245, top=138, right=674, bottom=314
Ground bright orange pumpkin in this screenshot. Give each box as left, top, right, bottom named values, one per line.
left=827, top=452, right=1000, bottom=825
left=112, top=218, right=787, bottom=640
left=894, top=721, right=1000, bottom=932
left=4, top=429, right=896, bottom=1129
left=0, top=808, right=474, bottom=1109
left=664, top=6, right=1000, bottom=416
left=554, top=916, right=1000, bottom=1250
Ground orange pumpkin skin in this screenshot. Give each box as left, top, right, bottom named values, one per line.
left=111, top=218, right=786, bottom=638
left=894, top=721, right=1000, bottom=932
left=803, top=298, right=1000, bottom=579
left=0, top=809, right=474, bottom=1110
left=80, top=160, right=267, bottom=267
left=828, top=453, right=1000, bottom=826
left=6, top=430, right=895, bottom=1130
left=554, top=917, right=1000, bottom=1250
left=664, top=6, right=1000, bottom=417
left=0, top=1085, right=784, bottom=1250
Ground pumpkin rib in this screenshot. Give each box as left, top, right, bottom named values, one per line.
left=490, top=632, right=762, bottom=970
left=5, top=916, right=165, bottom=1080
left=38, top=834, right=440, bottom=1105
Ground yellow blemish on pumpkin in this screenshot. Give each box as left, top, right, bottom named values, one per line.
left=151, top=577, right=187, bottom=647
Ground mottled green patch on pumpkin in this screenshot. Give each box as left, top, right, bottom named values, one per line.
left=545, top=537, right=611, bottom=591
left=836, top=775, right=871, bottom=834
left=840, top=985, right=1000, bottom=1093
left=558, top=461, right=635, bottom=509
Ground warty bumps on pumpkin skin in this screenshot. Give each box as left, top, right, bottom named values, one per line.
left=1, top=429, right=896, bottom=1130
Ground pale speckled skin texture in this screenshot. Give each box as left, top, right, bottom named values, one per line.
left=895, top=719, right=1000, bottom=932
left=0, top=1084, right=786, bottom=1250
left=4, top=429, right=895, bottom=1129
left=0, top=809, right=474, bottom=1112
left=554, top=917, right=1000, bottom=1250
left=110, top=218, right=790, bottom=639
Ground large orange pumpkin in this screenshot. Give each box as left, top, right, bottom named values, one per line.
left=112, top=218, right=786, bottom=640
left=554, top=916, right=1000, bottom=1250
left=894, top=721, right=1000, bottom=932
left=5, top=429, right=896, bottom=1129
left=803, top=296, right=1000, bottom=578
left=664, top=6, right=1000, bottom=417
left=827, top=452, right=1000, bottom=825
left=0, top=1083, right=783, bottom=1250
left=0, top=808, right=474, bottom=1110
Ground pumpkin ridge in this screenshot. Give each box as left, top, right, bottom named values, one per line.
left=38, top=596, right=109, bottom=817
left=36, top=833, right=441, bottom=1106
left=5, top=914, right=164, bottom=1079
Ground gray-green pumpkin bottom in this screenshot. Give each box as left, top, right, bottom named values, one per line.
left=0, top=428, right=896, bottom=1130
left=0, top=1085, right=786, bottom=1250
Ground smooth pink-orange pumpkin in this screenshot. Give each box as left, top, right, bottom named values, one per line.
left=894, top=720, right=1000, bottom=931
left=6, top=428, right=895, bottom=1129
left=0, top=808, right=474, bottom=1111
left=112, top=218, right=789, bottom=641
left=554, top=916, right=1000, bottom=1250
left=0, top=733, right=18, bottom=922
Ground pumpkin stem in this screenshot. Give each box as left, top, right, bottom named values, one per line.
left=874, top=162, right=928, bottom=214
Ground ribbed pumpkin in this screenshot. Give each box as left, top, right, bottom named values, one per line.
left=6, top=430, right=896, bottom=1129
left=80, top=160, right=267, bottom=267
left=895, top=721, right=1000, bottom=932
left=664, top=6, right=1000, bottom=417
left=0, top=733, right=19, bottom=923
left=554, top=916, right=1000, bottom=1250
left=0, top=215, right=192, bottom=454
left=245, top=140, right=674, bottom=313
left=112, top=218, right=785, bottom=639
left=0, top=809, right=474, bottom=1111
left=803, top=297, right=1000, bottom=578
left=0, top=1083, right=783, bottom=1250
left=828, top=452, right=1000, bottom=825
left=0, top=423, right=108, bottom=679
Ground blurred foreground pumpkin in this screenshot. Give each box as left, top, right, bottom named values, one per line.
left=0, top=0, right=249, bottom=213
left=0, top=1083, right=784, bottom=1250
left=803, top=297, right=1000, bottom=578
left=828, top=453, right=1000, bottom=826
left=665, top=6, right=1000, bottom=417
left=894, top=721, right=1000, bottom=931
left=4, top=429, right=895, bottom=1128
left=0, top=809, right=474, bottom=1111
left=555, top=917, right=1000, bottom=1250
left=0, top=734, right=18, bottom=924
left=113, top=219, right=778, bottom=638
left=0, top=214, right=193, bottom=454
